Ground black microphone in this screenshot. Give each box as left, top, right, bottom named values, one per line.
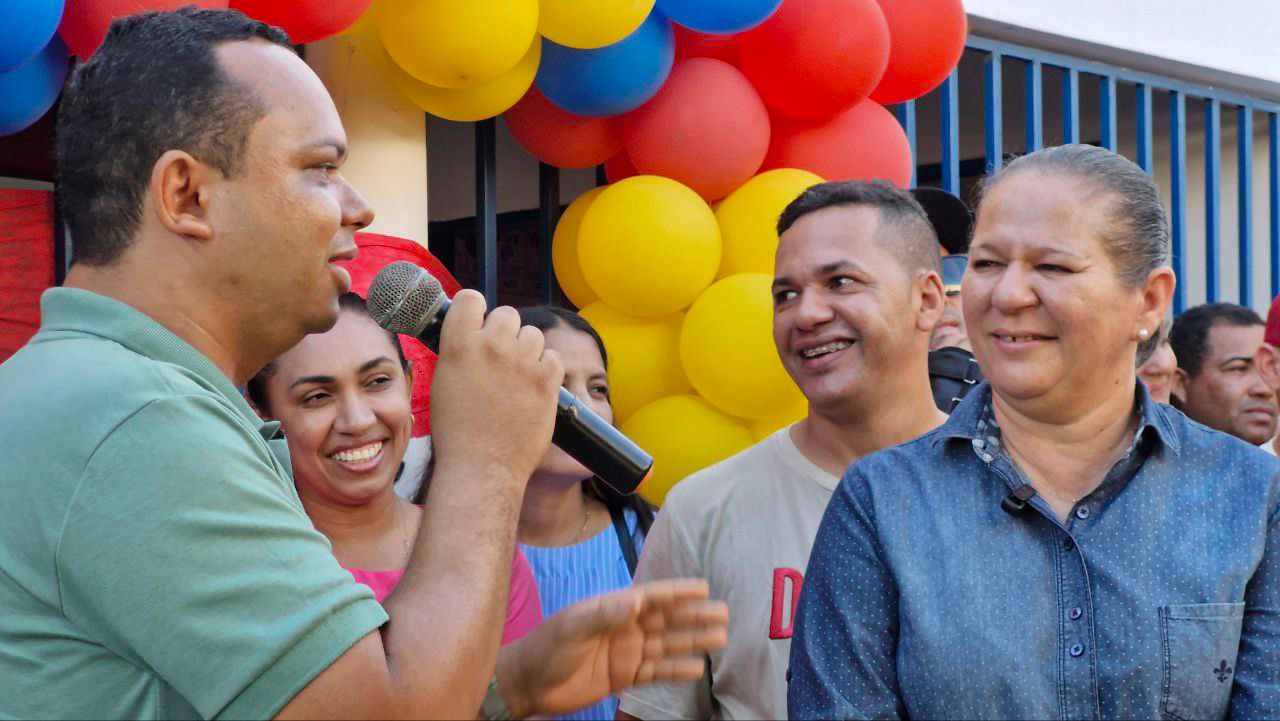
left=1001, top=483, right=1036, bottom=517
left=366, top=261, right=654, bottom=495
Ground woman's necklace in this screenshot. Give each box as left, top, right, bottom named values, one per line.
left=572, top=496, right=592, bottom=544
left=1002, top=407, right=1140, bottom=506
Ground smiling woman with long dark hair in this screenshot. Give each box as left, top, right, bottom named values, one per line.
left=789, top=144, right=1280, bottom=720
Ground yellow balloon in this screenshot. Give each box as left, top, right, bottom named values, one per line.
left=338, top=0, right=380, bottom=36
left=751, top=404, right=807, bottom=441
left=552, top=187, right=605, bottom=309
left=622, top=394, right=755, bottom=506
left=379, top=0, right=538, bottom=88
left=579, top=303, right=692, bottom=422
left=539, top=0, right=656, bottom=49
left=681, top=273, right=807, bottom=420
left=389, top=38, right=540, bottom=122
left=579, top=176, right=720, bottom=318
left=715, top=168, right=825, bottom=278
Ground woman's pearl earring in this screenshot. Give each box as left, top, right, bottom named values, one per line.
left=1137, top=328, right=1150, bottom=341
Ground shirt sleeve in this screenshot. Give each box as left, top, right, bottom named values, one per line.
left=1230, top=485, right=1280, bottom=719
left=56, top=395, right=389, bottom=721
left=502, top=547, right=543, bottom=645
left=617, top=504, right=714, bottom=720
left=787, top=464, right=904, bottom=721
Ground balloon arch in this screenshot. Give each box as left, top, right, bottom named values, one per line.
left=0, top=0, right=969, bottom=503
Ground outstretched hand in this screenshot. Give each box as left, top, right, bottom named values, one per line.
left=496, top=579, right=729, bottom=718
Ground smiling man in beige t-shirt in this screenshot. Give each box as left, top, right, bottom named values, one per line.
left=619, top=180, right=950, bottom=720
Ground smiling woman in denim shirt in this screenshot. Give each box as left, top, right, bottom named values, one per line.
left=788, top=144, right=1280, bottom=721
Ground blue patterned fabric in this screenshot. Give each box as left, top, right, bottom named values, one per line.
left=520, top=506, right=644, bottom=721
left=789, top=382, right=1280, bottom=720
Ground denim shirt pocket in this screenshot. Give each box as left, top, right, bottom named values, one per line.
left=1159, top=602, right=1245, bottom=721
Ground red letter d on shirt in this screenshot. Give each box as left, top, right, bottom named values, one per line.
left=769, top=567, right=804, bottom=639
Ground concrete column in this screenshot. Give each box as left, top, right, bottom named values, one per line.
left=305, top=29, right=430, bottom=247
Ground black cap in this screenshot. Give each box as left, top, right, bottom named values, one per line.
left=911, top=187, right=973, bottom=255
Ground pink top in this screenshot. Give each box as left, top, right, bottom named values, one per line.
left=344, top=548, right=543, bottom=645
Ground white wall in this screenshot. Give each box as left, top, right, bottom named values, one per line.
left=306, top=30, right=430, bottom=245
left=967, top=0, right=1280, bottom=100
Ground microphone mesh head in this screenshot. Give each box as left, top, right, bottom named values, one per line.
left=366, top=261, right=445, bottom=335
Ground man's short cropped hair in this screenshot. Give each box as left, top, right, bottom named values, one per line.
left=1169, top=302, right=1264, bottom=378
left=777, top=180, right=942, bottom=275
left=55, top=7, right=292, bottom=266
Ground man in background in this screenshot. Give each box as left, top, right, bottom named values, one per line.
left=618, top=181, right=948, bottom=721
left=1170, top=302, right=1278, bottom=446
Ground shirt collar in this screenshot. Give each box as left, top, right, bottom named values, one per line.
left=37, top=287, right=267, bottom=433
left=932, top=380, right=1181, bottom=456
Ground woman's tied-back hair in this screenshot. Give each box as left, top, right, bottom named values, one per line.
left=979, top=144, right=1171, bottom=287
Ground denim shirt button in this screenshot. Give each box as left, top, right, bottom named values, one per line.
left=1075, top=506, right=1091, bottom=520
left=1069, top=643, right=1085, bottom=657
left=1069, top=607, right=1083, bottom=620
left=1063, top=537, right=1075, bottom=551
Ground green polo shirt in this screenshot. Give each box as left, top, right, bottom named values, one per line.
left=0, top=288, right=388, bottom=720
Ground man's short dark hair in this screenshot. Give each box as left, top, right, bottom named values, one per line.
left=777, top=180, right=941, bottom=275
left=55, top=7, right=292, bottom=266
left=1169, top=302, right=1264, bottom=378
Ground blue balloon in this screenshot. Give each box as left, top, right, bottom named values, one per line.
left=656, top=0, right=781, bottom=34
left=535, top=12, right=675, bottom=118
left=0, top=35, right=68, bottom=137
left=0, top=0, right=65, bottom=73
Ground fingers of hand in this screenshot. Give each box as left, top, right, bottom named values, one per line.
left=482, top=305, right=521, bottom=342
left=643, top=624, right=728, bottom=660
left=632, top=579, right=711, bottom=609
left=640, top=597, right=728, bottom=633
left=634, top=657, right=708, bottom=687
left=439, top=290, right=486, bottom=349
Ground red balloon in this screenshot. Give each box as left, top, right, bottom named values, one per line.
left=738, top=0, right=889, bottom=120
left=504, top=87, right=624, bottom=170
left=230, top=0, right=373, bottom=44
left=60, top=0, right=229, bottom=59
left=673, top=23, right=737, bottom=64
left=870, top=0, right=967, bottom=105
left=623, top=58, right=770, bottom=200
left=605, top=151, right=638, bottom=183
left=765, top=100, right=912, bottom=187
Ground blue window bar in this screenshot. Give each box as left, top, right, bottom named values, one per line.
left=890, top=35, right=1280, bottom=315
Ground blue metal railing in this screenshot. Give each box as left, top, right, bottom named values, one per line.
left=896, top=35, right=1280, bottom=315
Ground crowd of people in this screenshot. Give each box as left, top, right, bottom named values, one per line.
left=0, top=6, right=1277, bottom=721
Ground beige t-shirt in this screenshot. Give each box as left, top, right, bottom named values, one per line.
left=619, top=426, right=838, bottom=720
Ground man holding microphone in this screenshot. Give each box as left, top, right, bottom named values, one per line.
left=0, top=8, right=725, bottom=720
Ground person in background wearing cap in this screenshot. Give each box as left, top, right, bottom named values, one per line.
left=618, top=180, right=948, bottom=721
left=1253, top=294, right=1280, bottom=454
left=1169, top=302, right=1279, bottom=447
left=928, top=253, right=984, bottom=412
left=914, top=187, right=985, bottom=412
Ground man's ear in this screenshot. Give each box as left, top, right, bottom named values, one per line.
left=148, top=149, right=217, bottom=242
left=915, top=270, right=946, bottom=334
left=1170, top=367, right=1191, bottom=409
left=1257, top=344, right=1280, bottom=394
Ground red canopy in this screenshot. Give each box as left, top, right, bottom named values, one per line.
left=0, top=189, right=55, bottom=364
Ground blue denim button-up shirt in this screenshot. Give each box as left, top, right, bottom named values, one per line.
left=788, top=383, right=1280, bottom=720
